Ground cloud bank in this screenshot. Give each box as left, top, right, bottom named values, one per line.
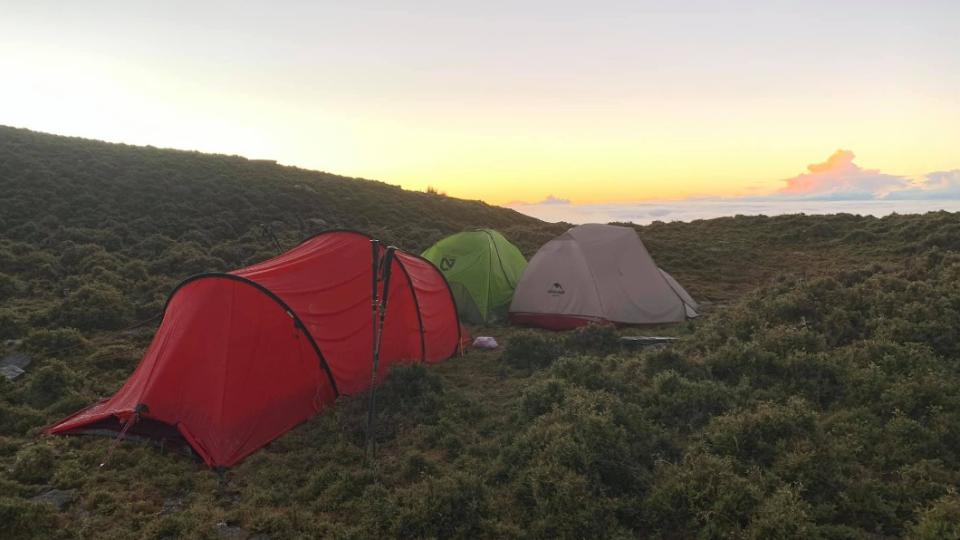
left=507, top=150, right=960, bottom=224
left=773, top=149, right=911, bottom=200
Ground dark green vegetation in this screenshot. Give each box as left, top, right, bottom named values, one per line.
left=2, top=126, right=960, bottom=538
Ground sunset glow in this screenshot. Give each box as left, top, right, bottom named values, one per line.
left=2, top=1, right=958, bottom=206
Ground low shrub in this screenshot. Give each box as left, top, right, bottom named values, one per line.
left=0, top=403, right=45, bottom=435
left=0, top=496, right=59, bottom=540
left=704, top=398, right=818, bottom=467
left=393, top=472, right=491, bottom=538
left=11, top=444, right=56, bottom=484
left=644, top=452, right=762, bottom=537
left=0, top=308, right=25, bottom=340
left=745, top=485, right=816, bottom=539
left=57, top=284, right=131, bottom=331
left=0, top=272, right=21, bottom=300
left=22, top=361, right=78, bottom=409
left=84, top=343, right=141, bottom=370
left=502, top=331, right=562, bottom=370
left=22, top=328, right=88, bottom=357
left=374, top=364, right=444, bottom=420
left=519, top=379, right=567, bottom=420
left=565, top=323, right=620, bottom=356
left=910, top=493, right=960, bottom=540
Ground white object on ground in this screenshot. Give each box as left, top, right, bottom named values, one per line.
left=472, top=336, right=498, bottom=349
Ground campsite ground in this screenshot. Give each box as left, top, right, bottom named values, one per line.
left=4, top=128, right=960, bottom=538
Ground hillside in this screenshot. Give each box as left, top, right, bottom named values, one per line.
left=3, top=127, right=960, bottom=538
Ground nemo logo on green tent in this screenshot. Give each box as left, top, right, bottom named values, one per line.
left=440, top=257, right=457, bottom=271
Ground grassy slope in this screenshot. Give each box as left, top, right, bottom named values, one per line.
left=3, top=127, right=960, bottom=538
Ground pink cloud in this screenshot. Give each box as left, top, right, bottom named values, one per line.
left=777, top=149, right=910, bottom=199
left=505, top=194, right=571, bottom=206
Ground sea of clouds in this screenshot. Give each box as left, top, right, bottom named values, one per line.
left=507, top=150, right=960, bottom=225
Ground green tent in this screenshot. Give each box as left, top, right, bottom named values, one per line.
left=422, top=229, right=528, bottom=324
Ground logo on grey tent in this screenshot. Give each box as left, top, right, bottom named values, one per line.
left=548, top=282, right=565, bottom=295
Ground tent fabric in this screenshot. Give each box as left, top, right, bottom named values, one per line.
left=509, top=223, right=698, bottom=330
left=421, top=229, right=527, bottom=324
left=47, top=230, right=461, bottom=467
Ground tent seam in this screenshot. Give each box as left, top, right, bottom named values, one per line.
left=394, top=258, right=427, bottom=363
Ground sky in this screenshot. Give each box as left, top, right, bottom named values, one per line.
left=1, top=1, right=959, bottom=211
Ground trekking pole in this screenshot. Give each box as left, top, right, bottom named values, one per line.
left=367, top=246, right=396, bottom=458
left=366, top=240, right=380, bottom=456
left=260, top=223, right=283, bottom=253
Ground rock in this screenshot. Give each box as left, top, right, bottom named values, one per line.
left=31, top=489, right=77, bottom=511
left=0, top=364, right=24, bottom=380
left=161, top=495, right=186, bottom=515
left=0, top=352, right=30, bottom=379
left=0, top=352, right=31, bottom=369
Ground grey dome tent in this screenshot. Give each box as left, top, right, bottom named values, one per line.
left=509, top=223, right=697, bottom=329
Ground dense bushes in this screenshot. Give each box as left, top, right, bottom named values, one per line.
left=0, top=272, right=21, bottom=300
left=22, top=328, right=88, bottom=356
left=501, top=331, right=563, bottom=370
left=487, top=253, right=960, bottom=537
left=57, top=284, right=131, bottom=330
left=11, top=444, right=56, bottom=484
left=502, top=323, right=620, bottom=371
left=5, top=126, right=960, bottom=536
left=0, top=308, right=25, bottom=340
left=0, top=496, right=59, bottom=540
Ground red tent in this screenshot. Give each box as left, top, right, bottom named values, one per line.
left=47, top=231, right=462, bottom=467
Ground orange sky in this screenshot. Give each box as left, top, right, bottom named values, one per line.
left=1, top=2, right=958, bottom=205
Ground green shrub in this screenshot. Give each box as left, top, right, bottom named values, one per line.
left=0, top=403, right=45, bottom=435
left=371, top=364, right=446, bottom=438
left=22, top=328, right=88, bottom=356
left=550, top=355, right=620, bottom=391
left=0, top=497, right=58, bottom=540
left=0, top=308, right=25, bottom=340
left=400, top=450, right=436, bottom=481
left=58, top=284, right=131, bottom=330
left=705, top=398, right=817, bottom=466
left=502, top=331, right=562, bottom=370
left=746, top=485, right=816, bottom=539
left=565, top=323, right=620, bottom=356
left=11, top=444, right=56, bottom=484
left=393, top=472, right=491, bottom=538
left=910, top=493, right=960, bottom=540
left=643, top=369, right=738, bottom=429
left=84, top=343, right=141, bottom=370
left=503, top=387, right=668, bottom=527
left=519, top=379, right=567, bottom=420
left=518, top=464, right=625, bottom=538
left=644, top=452, right=762, bottom=538
left=23, top=361, right=78, bottom=409
left=0, top=272, right=21, bottom=300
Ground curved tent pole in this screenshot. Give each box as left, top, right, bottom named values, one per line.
left=162, top=273, right=340, bottom=397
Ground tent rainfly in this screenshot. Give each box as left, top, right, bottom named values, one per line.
left=422, top=229, right=527, bottom=324
left=509, top=223, right=698, bottom=329
left=47, top=231, right=461, bottom=467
